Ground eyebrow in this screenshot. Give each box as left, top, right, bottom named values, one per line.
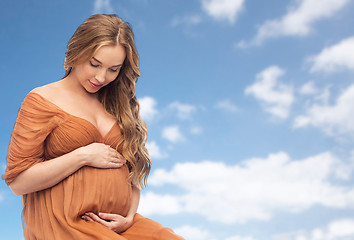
left=92, top=57, right=122, bottom=68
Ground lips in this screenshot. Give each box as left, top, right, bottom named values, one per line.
left=89, top=80, right=103, bottom=88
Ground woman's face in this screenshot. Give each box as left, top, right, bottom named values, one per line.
left=72, top=44, right=126, bottom=93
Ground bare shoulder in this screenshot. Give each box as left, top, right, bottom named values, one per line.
left=30, top=82, right=62, bottom=101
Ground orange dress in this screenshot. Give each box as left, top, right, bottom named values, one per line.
left=4, top=92, right=184, bottom=240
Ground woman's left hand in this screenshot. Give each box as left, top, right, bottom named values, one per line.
left=82, top=212, right=134, bottom=233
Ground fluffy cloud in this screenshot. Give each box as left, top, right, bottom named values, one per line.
left=173, top=225, right=253, bottom=240
left=308, top=36, right=354, bottom=73
left=93, top=0, right=114, bottom=13
left=162, top=125, right=185, bottom=143
left=140, top=151, right=354, bottom=224
left=174, top=226, right=213, bottom=240
left=226, top=236, right=254, bottom=240
left=169, top=102, right=197, bottom=120
left=294, top=84, right=354, bottom=136
left=272, top=218, right=354, bottom=240
left=146, top=141, right=167, bottom=159
left=245, top=66, right=294, bottom=119
left=299, top=81, right=318, bottom=95
left=138, top=192, right=182, bottom=215
left=139, top=97, right=159, bottom=122
left=215, top=99, right=238, bottom=113
left=238, top=0, right=349, bottom=47
left=201, top=0, right=245, bottom=23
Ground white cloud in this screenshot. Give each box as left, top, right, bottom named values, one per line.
left=139, top=97, right=159, bottom=122
left=173, top=225, right=254, bottom=240
left=174, top=226, right=213, bottom=240
left=162, top=125, right=185, bottom=143
left=315, top=86, right=332, bottom=104
left=142, top=151, right=354, bottom=224
left=201, top=0, right=245, bottom=23
left=294, top=84, right=354, bottom=136
left=93, top=0, right=114, bottom=13
left=245, top=66, right=294, bottom=119
left=226, top=236, right=254, bottom=240
left=238, top=0, right=349, bottom=47
left=215, top=99, right=238, bottom=113
left=139, top=192, right=182, bottom=215
left=308, top=36, right=354, bottom=73
left=169, top=101, right=197, bottom=120
left=328, top=219, right=354, bottom=238
left=146, top=141, right=167, bottom=159
left=272, top=218, right=354, bottom=240
left=299, top=81, right=318, bottom=95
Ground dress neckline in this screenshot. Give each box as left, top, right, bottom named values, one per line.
left=27, top=91, right=118, bottom=139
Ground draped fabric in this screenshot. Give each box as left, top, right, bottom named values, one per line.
left=4, top=92, right=183, bottom=240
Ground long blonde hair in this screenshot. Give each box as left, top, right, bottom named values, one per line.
left=63, top=14, right=150, bottom=188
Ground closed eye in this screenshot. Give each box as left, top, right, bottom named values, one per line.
left=89, top=61, right=99, bottom=68
left=110, top=68, right=120, bottom=72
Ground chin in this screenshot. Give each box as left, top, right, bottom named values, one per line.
left=84, top=86, right=100, bottom=94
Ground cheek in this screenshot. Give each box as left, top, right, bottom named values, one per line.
left=81, top=65, right=96, bottom=78
left=107, top=71, right=119, bottom=83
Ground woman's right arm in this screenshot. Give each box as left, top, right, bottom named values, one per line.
left=9, top=143, right=126, bottom=196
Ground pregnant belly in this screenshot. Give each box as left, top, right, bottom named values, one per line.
left=52, top=165, right=132, bottom=219
left=22, top=165, right=132, bottom=239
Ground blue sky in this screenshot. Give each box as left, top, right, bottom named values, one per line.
left=1, top=0, right=354, bottom=239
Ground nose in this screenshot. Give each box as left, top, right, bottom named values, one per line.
left=95, top=68, right=106, bottom=83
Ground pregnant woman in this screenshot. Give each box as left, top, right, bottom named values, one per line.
left=3, top=14, right=184, bottom=240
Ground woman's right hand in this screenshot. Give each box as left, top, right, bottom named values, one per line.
left=75, top=143, right=126, bottom=169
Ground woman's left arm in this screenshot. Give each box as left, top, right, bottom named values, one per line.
left=82, top=185, right=140, bottom=233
